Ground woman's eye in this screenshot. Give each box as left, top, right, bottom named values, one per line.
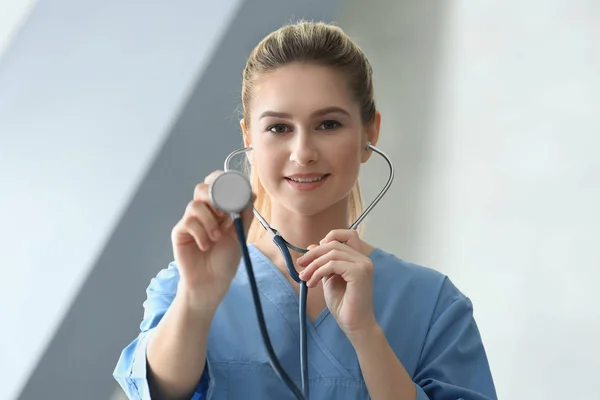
left=317, top=120, right=341, bottom=130
left=268, top=124, right=290, bottom=134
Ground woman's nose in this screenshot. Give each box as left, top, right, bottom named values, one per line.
left=289, top=132, right=318, bottom=166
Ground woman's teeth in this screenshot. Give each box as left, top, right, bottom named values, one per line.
left=288, top=176, right=325, bottom=183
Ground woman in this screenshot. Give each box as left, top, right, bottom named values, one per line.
left=113, top=21, right=497, bottom=400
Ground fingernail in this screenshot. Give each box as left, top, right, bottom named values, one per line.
left=212, top=229, right=221, bottom=240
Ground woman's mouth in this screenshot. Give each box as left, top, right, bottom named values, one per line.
left=285, top=174, right=330, bottom=191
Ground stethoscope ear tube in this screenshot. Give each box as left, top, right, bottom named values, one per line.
left=222, top=142, right=394, bottom=250
left=273, top=235, right=301, bottom=283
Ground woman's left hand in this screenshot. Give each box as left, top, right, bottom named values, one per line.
left=297, top=229, right=377, bottom=337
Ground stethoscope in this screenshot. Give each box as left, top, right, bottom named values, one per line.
left=209, top=141, right=394, bottom=399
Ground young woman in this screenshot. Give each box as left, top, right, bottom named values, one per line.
left=114, top=21, right=497, bottom=400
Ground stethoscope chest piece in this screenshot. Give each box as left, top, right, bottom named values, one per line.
left=209, top=170, right=253, bottom=214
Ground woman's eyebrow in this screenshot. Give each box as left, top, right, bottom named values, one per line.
left=259, top=106, right=350, bottom=120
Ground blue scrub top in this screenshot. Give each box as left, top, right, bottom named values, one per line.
left=114, top=244, right=497, bottom=399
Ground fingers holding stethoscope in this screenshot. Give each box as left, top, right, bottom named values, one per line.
left=297, top=231, right=373, bottom=288
left=179, top=199, right=227, bottom=250
left=320, top=229, right=363, bottom=249
left=172, top=171, right=232, bottom=251
left=297, top=229, right=377, bottom=334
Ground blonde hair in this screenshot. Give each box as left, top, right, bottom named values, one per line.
left=241, top=21, right=376, bottom=242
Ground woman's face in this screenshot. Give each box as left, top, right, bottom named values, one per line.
left=244, top=62, right=379, bottom=217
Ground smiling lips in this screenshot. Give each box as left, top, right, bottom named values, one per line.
left=285, top=173, right=330, bottom=191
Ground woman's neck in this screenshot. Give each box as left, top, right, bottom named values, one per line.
left=252, top=199, right=376, bottom=276
left=253, top=198, right=349, bottom=260
left=273, top=203, right=349, bottom=250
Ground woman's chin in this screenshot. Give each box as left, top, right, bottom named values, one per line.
left=276, top=195, right=347, bottom=219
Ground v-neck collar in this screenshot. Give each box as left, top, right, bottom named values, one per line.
left=244, top=243, right=383, bottom=328
left=237, top=243, right=384, bottom=379
left=249, top=243, right=331, bottom=327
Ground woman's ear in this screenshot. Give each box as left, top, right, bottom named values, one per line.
left=240, top=118, right=253, bottom=166
left=362, top=111, right=381, bottom=163
left=240, top=118, right=251, bottom=148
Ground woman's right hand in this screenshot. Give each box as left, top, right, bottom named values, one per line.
left=171, top=170, right=255, bottom=307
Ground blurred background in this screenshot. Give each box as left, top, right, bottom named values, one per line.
left=1, top=0, right=598, bottom=399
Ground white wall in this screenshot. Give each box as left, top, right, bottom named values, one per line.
left=0, top=1, right=242, bottom=399
left=342, top=1, right=600, bottom=399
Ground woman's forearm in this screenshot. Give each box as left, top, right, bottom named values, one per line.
left=146, top=284, right=219, bottom=400
left=349, top=324, right=416, bottom=400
